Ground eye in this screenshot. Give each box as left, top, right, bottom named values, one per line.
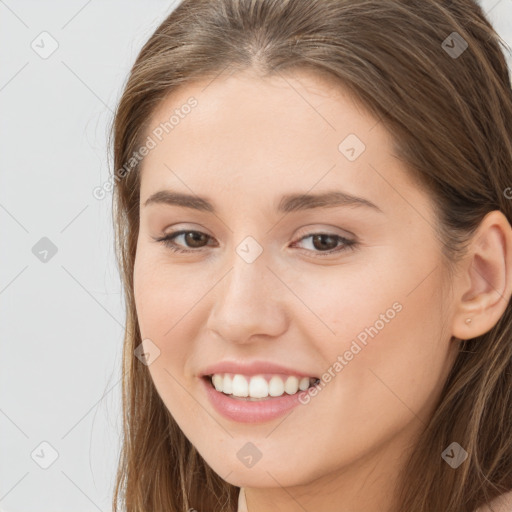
left=153, top=230, right=358, bottom=257
left=291, top=233, right=357, bottom=256
left=153, top=230, right=214, bottom=253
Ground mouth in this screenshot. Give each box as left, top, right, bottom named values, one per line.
left=202, top=373, right=321, bottom=401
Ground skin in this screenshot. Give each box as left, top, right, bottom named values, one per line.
left=133, top=67, right=512, bottom=512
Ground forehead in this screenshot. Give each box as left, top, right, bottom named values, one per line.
left=138, top=68, right=426, bottom=221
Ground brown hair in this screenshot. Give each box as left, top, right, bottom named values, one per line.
left=109, top=1, right=512, bottom=510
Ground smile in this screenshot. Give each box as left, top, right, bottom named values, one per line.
left=209, top=373, right=320, bottom=400
left=201, top=373, right=321, bottom=423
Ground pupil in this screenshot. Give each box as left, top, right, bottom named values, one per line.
left=186, top=232, right=206, bottom=248
left=313, top=234, right=337, bottom=251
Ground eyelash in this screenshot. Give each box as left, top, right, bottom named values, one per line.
left=153, top=230, right=358, bottom=258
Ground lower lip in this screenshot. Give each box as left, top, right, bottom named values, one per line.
left=201, top=376, right=313, bottom=423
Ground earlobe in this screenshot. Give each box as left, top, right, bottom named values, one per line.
left=451, top=210, right=512, bottom=341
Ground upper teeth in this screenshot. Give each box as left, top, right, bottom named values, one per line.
left=210, top=373, right=316, bottom=398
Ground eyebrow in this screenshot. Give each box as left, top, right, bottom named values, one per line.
left=143, top=190, right=383, bottom=214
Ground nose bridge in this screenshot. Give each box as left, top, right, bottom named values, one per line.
left=222, top=232, right=274, bottom=302
left=207, top=240, right=286, bottom=342
left=226, top=258, right=262, bottom=304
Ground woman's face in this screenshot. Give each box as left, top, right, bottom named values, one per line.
left=133, top=69, right=460, bottom=500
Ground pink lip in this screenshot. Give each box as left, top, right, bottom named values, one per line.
left=199, top=360, right=318, bottom=379
left=200, top=376, right=312, bottom=423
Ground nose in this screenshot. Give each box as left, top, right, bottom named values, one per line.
left=206, top=248, right=288, bottom=345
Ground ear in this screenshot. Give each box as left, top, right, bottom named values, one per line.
left=452, top=210, right=512, bottom=340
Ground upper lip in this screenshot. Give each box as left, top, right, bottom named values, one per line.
left=199, top=360, right=319, bottom=379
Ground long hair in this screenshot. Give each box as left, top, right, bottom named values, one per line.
left=109, top=1, right=512, bottom=510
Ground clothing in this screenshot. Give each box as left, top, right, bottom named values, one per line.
left=237, top=487, right=248, bottom=512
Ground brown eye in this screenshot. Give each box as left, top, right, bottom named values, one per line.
left=182, top=231, right=209, bottom=248
left=154, top=230, right=213, bottom=253
left=291, top=232, right=357, bottom=256
left=310, top=234, right=339, bottom=251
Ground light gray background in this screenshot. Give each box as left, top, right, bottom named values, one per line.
left=0, top=1, right=511, bottom=511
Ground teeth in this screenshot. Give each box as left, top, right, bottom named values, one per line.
left=299, top=376, right=310, bottom=391
left=248, top=375, right=268, bottom=398
left=284, top=376, right=299, bottom=394
left=209, top=373, right=317, bottom=399
left=269, top=375, right=284, bottom=397
left=223, top=374, right=233, bottom=394
left=212, top=374, right=223, bottom=391
left=232, top=374, right=249, bottom=397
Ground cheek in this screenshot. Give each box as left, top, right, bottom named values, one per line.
left=304, top=254, right=451, bottom=434
left=133, top=253, right=190, bottom=395
left=134, top=249, right=204, bottom=343
left=334, top=288, right=449, bottom=440
left=133, top=252, right=220, bottom=417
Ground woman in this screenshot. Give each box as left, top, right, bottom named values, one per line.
left=109, top=0, right=512, bottom=510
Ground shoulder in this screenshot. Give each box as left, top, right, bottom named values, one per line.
left=475, top=490, right=512, bottom=512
